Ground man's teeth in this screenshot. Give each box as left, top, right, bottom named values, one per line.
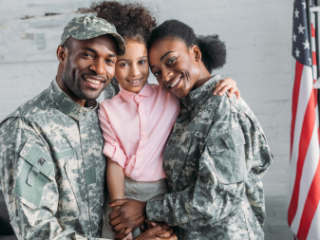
left=86, top=78, right=100, bottom=84
left=170, top=78, right=181, bottom=88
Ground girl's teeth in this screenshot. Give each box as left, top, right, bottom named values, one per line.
left=130, top=80, right=140, bottom=83
left=86, top=78, right=99, bottom=84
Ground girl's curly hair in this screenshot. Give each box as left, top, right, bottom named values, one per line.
left=91, top=1, right=156, bottom=45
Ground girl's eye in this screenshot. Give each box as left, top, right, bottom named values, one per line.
left=120, top=62, right=127, bottom=67
left=139, top=60, right=146, bottom=64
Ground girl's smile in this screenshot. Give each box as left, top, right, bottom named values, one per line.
left=115, top=40, right=149, bottom=93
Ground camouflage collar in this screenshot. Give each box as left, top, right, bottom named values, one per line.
left=180, top=75, right=221, bottom=110
left=49, top=79, right=98, bottom=120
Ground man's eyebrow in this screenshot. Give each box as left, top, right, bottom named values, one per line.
left=83, top=47, right=97, bottom=54
left=160, top=51, right=174, bottom=61
left=82, top=47, right=116, bottom=57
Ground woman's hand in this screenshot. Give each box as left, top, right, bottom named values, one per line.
left=134, top=224, right=177, bottom=240
left=109, top=199, right=147, bottom=239
left=213, top=78, right=240, bottom=99
left=144, top=220, right=171, bottom=238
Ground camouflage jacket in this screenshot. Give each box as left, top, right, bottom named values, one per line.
left=146, top=76, right=273, bottom=240
left=0, top=79, right=110, bottom=240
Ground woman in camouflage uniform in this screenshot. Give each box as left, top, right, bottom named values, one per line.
left=142, top=20, right=273, bottom=240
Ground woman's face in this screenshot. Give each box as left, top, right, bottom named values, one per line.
left=149, top=38, right=201, bottom=98
left=115, top=40, right=149, bottom=93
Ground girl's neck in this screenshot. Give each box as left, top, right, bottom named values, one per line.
left=120, top=81, right=147, bottom=94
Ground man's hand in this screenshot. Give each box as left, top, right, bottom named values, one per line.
left=109, top=199, right=147, bottom=239
left=134, top=225, right=177, bottom=240
left=213, top=78, right=240, bottom=99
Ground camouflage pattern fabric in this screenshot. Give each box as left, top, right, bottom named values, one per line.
left=146, top=75, right=273, bottom=240
left=60, top=15, right=126, bottom=56
left=103, top=77, right=120, bottom=100
left=0, top=79, right=111, bottom=240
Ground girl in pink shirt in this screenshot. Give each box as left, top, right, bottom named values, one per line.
left=95, top=2, right=240, bottom=240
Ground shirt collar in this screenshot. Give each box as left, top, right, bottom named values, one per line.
left=180, top=75, right=221, bottom=109
left=49, top=78, right=98, bottom=120
left=119, top=82, right=152, bottom=102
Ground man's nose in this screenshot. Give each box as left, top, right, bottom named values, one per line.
left=90, top=59, right=107, bottom=75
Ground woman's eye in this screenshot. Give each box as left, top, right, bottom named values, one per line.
left=120, top=62, right=127, bottom=67
left=139, top=60, right=146, bottom=64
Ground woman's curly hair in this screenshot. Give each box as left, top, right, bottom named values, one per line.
left=148, top=20, right=226, bottom=73
left=91, top=1, right=156, bottom=45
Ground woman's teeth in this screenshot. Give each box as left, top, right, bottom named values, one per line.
left=85, top=78, right=100, bottom=84
left=170, top=78, right=181, bottom=88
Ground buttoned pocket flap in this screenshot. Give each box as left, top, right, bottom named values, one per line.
left=14, top=142, right=54, bottom=208
left=19, top=143, right=54, bottom=178
left=207, top=128, right=247, bottom=184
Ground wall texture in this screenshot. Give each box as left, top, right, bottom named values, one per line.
left=0, top=0, right=293, bottom=239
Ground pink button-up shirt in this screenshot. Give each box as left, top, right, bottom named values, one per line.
left=98, top=83, right=180, bottom=181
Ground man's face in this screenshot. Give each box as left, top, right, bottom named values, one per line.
left=60, top=35, right=118, bottom=102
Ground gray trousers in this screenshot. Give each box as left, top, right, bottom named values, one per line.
left=102, top=177, right=168, bottom=239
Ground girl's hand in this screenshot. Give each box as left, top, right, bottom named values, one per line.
left=214, top=78, right=240, bottom=99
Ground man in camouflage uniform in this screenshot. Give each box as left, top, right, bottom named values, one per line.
left=0, top=15, right=175, bottom=240
left=109, top=76, right=273, bottom=240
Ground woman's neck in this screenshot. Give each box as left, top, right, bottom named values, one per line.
left=192, top=62, right=212, bottom=90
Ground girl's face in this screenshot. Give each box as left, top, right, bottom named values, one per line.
left=148, top=38, right=201, bottom=98
left=115, top=40, right=149, bottom=93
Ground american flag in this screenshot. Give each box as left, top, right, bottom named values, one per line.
left=288, top=0, right=320, bottom=239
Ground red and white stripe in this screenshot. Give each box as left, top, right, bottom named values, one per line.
left=288, top=11, right=320, bottom=240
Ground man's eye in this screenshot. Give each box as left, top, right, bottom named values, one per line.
left=154, top=72, right=160, bottom=77
left=82, top=53, right=92, bottom=57
left=168, top=58, right=176, bottom=64
left=106, top=59, right=115, bottom=64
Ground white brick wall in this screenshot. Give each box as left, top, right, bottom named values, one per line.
left=0, top=0, right=294, bottom=239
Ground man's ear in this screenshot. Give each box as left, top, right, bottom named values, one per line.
left=190, top=45, right=202, bottom=62
left=57, top=45, right=68, bottom=65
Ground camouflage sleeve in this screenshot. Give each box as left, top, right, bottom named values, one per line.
left=146, top=144, right=242, bottom=229
left=239, top=99, right=274, bottom=226
left=0, top=120, right=112, bottom=240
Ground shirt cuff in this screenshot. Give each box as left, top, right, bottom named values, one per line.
left=103, top=143, right=126, bottom=168
left=146, top=199, right=164, bottom=222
